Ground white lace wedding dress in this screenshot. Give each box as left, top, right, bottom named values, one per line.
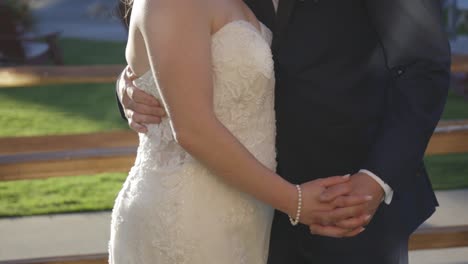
left=108, top=20, right=276, bottom=264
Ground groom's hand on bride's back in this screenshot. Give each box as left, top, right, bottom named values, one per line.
left=299, top=176, right=373, bottom=238
left=117, top=66, right=167, bottom=133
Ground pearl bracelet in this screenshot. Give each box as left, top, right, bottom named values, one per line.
left=289, top=184, right=302, bottom=226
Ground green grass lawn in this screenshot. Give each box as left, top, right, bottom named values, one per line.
left=0, top=83, right=129, bottom=137
left=0, top=38, right=128, bottom=137
left=0, top=38, right=467, bottom=217
left=61, top=38, right=127, bottom=65
left=0, top=152, right=466, bottom=217
left=0, top=38, right=467, bottom=138
left=0, top=173, right=127, bottom=217
left=442, top=90, right=468, bottom=120
left=425, top=153, right=468, bottom=190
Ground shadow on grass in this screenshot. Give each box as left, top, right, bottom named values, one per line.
left=443, top=90, right=468, bottom=120
left=0, top=83, right=129, bottom=136
left=60, top=38, right=126, bottom=65
left=426, top=153, right=468, bottom=190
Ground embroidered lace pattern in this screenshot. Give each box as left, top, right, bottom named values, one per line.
left=109, top=21, right=276, bottom=264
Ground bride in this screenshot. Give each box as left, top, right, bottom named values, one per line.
left=108, top=0, right=370, bottom=263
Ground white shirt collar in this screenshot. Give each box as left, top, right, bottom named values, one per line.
left=272, top=0, right=279, bottom=12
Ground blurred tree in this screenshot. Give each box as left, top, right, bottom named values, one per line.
left=2, top=0, right=36, bottom=32
left=0, top=0, right=62, bottom=65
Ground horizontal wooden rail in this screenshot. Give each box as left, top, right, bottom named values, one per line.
left=426, top=128, right=468, bottom=155
left=437, top=119, right=468, bottom=127
left=0, top=253, right=107, bottom=264
left=0, top=65, right=125, bottom=88
left=0, top=121, right=466, bottom=156
left=452, top=54, right=468, bottom=74
left=0, top=122, right=467, bottom=181
left=0, top=225, right=466, bottom=264
left=409, top=225, right=468, bottom=250
left=0, top=153, right=135, bottom=181
left=0, top=54, right=466, bottom=88
left=0, top=131, right=137, bottom=155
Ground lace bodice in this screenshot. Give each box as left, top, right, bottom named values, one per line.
left=109, top=20, right=276, bottom=264
left=132, top=20, right=275, bottom=173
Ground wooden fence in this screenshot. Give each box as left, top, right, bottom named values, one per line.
left=0, top=54, right=466, bottom=88
left=0, top=60, right=467, bottom=263
left=1, top=121, right=468, bottom=181
left=0, top=65, right=124, bottom=88
left=0, top=131, right=137, bottom=181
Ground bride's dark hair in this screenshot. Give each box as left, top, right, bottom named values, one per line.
left=117, top=0, right=133, bottom=29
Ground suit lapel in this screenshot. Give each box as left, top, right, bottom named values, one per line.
left=272, top=0, right=296, bottom=50
left=244, top=0, right=276, bottom=30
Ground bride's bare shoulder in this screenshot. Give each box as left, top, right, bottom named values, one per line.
left=132, top=0, right=213, bottom=25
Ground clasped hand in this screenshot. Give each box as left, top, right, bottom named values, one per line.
left=297, top=172, right=384, bottom=238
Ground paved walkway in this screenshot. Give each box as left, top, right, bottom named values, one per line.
left=0, top=190, right=467, bottom=262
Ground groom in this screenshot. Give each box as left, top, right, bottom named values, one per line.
left=115, top=0, right=450, bottom=263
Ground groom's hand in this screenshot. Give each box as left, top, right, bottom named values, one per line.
left=299, top=176, right=373, bottom=238
left=319, top=172, right=385, bottom=229
left=117, top=66, right=166, bottom=133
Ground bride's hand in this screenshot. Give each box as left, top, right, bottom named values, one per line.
left=298, top=175, right=371, bottom=238
left=117, top=66, right=166, bottom=133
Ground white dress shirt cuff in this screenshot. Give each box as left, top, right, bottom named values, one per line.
left=116, top=71, right=125, bottom=103
left=359, top=169, right=394, bottom=205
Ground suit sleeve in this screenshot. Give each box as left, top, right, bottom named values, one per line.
left=116, top=90, right=127, bottom=121
left=363, top=0, right=451, bottom=193
left=116, top=71, right=128, bottom=121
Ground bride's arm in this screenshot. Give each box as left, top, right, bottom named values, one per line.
left=135, top=0, right=297, bottom=216
left=134, top=0, right=368, bottom=235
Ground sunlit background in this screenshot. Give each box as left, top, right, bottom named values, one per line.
left=0, top=0, right=467, bottom=263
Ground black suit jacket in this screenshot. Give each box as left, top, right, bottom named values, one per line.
left=244, top=0, right=450, bottom=236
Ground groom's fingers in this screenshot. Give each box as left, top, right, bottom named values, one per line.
left=319, top=183, right=353, bottom=202
left=310, top=224, right=365, bottom=238
left=127, top=116, right=148, bottom=133
left=335, top=214, right=371, bottom=229
left=128, top=86, right=161, bottom=107
left=321, top=204, right=367, bottom=224
left=319, top=174, right=350, bottom=188
left=132, top=102, right=166, bottom=118
left=309, top=224, right=348, bottom=238
left=130, top=112, right=162, bottom=125
left=344, top=227, right=366, bottom=237
left=124, top=65, right=138, bottom=81
left=332, top=195, right=373, bottom=208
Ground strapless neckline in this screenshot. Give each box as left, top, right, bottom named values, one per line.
left=133, top=20, right=272, bottom=82
left=211, top=20, right=271, bottom=43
